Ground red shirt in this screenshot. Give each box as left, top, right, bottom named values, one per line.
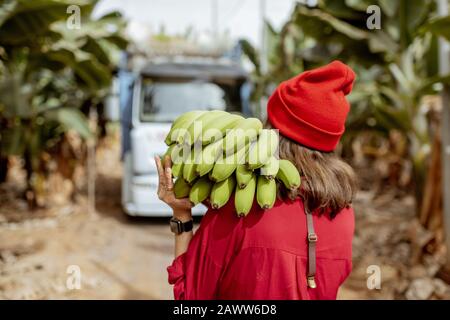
left=167, top=198, right=354, bottom=300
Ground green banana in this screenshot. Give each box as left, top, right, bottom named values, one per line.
left=277, top=159, right=301, bottom=190
left=247, top=129, right=279, bottom=170
left=171, top=162, right=184, bottom=178
left=210, top=175, right=236, bottom=209
left=173, top=178, right=191, bottom=199
left=210, top=143, right=247, bottom=182
left=183, top=149, right=199, bottom=183
left=179, top=110, right=227, bottom=146
left=260, top=156, right=279, bottom=180
left=201, top=113, right=243, bottom=145
left=169, top=144, right=187, bottom=177
left=163, top=144, right=175, bottom=159
left=196, top=139, right=223, bottom=176
left=234, top=173, right=256, bottom=217
left=222, top=117, right=262, bottom=155
left=256, top=176, right=276, bottom=210
left=165, top=110, right=205, bottom=145
left=236, top=163, right=253, bottom=189
left=166, top=144, right=185, bottom=164
left=189, top=176, right=213, bottom=205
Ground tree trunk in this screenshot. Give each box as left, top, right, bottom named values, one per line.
left=417, top=125, right=444, bottom=255
left=23, top=149, right=37, bottom=209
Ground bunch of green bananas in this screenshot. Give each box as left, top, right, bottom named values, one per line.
left=165, top=110, right=301, bottom=217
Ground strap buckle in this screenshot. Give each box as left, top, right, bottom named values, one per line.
left=308, top=233, right=318, bottom=243
left=307, top=276, right=317, bottom=289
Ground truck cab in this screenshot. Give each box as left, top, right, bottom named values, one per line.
left=121, top=60, right=250, bottom=216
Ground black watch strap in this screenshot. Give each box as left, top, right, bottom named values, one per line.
left=170, top=218, right=193, bottom=234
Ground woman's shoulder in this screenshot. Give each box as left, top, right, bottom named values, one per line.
left=200, top=198, right=305, bottom=232
left=197, top=198, right=354, bottom=257
left=199, top=199, right=305, bottom=250
left=200, top=197, right=354, bottom=232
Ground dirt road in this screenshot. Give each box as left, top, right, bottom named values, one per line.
left=0, top=138, right=177, bottom=299
left=0, top=208, right=176, bottom=299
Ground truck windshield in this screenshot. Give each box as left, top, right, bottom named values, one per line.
left=140, top=80, right=228, bottom=122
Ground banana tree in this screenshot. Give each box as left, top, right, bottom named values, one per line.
left=0, top=0, right=127, bottom=206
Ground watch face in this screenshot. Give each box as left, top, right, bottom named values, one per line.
left=170, top=219, right=181, bottom=234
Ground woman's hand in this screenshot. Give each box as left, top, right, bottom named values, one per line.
left=155, top=155, right=193, bottom=221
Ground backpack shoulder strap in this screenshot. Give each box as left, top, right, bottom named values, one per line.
left=305, top=207, right=317, bottom=289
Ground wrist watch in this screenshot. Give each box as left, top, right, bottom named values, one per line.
left=170, top=217, right=193, bottom=235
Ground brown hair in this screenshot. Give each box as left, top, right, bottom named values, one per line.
left=267, top=123, right=357, bottom=218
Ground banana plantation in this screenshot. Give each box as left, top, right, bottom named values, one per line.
left=0, top=0, right=127, bottom=207
left=0, top=0, right=450, bottom=300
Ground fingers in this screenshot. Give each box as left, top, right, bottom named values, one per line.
left=164, top=154, right=172, bottom=170
left=156, top=155, right=192, bottom=211
left=162, top=155, right=173, bottom=191
left=165, top=166, right=174, bottom=191
left=155, top=156, right=164, bottom=178
left=154, top=156, right=165, bottom=193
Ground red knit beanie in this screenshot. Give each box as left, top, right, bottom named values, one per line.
left=267, top=60, right=356, bottom=152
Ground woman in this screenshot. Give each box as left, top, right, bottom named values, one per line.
left=155, top=61, right=357, bottom=300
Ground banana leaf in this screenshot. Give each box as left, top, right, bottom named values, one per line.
left=293, top=4, right=395, bottom=61
left=44, top=48, right=112, bottom=90
left=45, top=107, right=91, bottom=139
left=0, top=0, right=17, bottom=27
left=378, top=0, right=399, bottom=18
left=420, top=15, right=450, bottom=41
left=345, top=0, right=374, bottom=12
left=0, top=0, right=93, bottom=45
left=402, top=0, right=432, bottom=36
left=373, top=105, right=412, bottom=133
left=239, top=39, right=261, bottom=75
left=294, top=5, right=367, bottom=41
left=319, top=0, right=363, bottom=19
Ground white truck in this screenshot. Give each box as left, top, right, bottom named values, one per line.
left=120, top=59, right=251, bottom=216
